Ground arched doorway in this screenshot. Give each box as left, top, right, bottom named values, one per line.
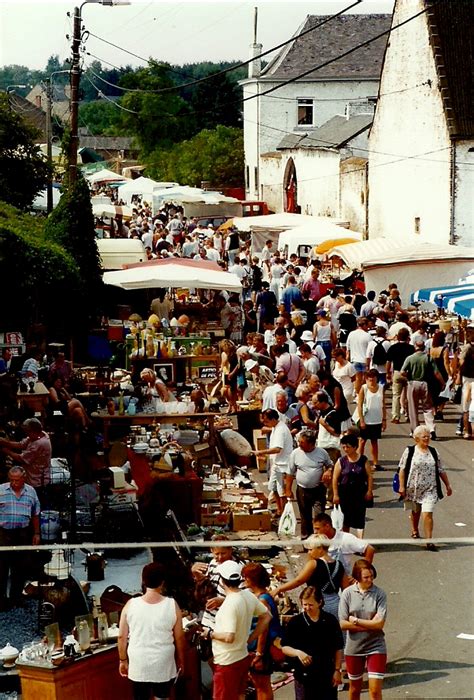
left=283, top=157, right=298, bottom=213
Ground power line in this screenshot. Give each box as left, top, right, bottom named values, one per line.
left=85, top=0, right=363, bottom=94
left=82, top=4, right=438, bottom=123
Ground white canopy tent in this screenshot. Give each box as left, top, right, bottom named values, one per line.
left=278, top=223, right=361, bottom=258
left=31, top=188, right=61, bottom=211
left=86, top=169, right=128, bottom=185
left=103, top=258, right=242, bottom=292
left=232, top=214, right=350, bottom=252
left=92, top=203, right=134, bottom=219
left=117, top=177, right=178, bottom=207
left=327, top=240, right=474, bottom=304
left=152, top=186, right=241, bottom=219
left=233, top=213, right=327, bottom=231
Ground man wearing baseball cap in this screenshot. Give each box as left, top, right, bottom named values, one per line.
left=202, top=560, right=271, bottom=700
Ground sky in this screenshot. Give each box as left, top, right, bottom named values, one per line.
left=0, top=0, right=394, bottom=71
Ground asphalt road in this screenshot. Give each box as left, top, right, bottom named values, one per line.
left=274, top=400, right=474, bottom=699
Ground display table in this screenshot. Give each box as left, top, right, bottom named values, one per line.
left=17, top=644, right=132, bottom=700
left=92, top=411, right=219, bottom=461
left=17, top=381, right=50, bottom=417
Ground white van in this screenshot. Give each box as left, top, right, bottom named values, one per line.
left=97, top=239, right=146, bottom=270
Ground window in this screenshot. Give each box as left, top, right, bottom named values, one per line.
left=245, top=165, right=249, bottom=190
left=414, top=217, right=421, bottom=234
left=297, top=98, right=314, bottom=126
left=254, top=166, right=259, bottom=191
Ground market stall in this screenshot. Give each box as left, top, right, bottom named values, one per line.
left=103, top=258, right=242, bottom=292
left=232, top=213, right=350, bottom=252
left=327, top=240, right=474, bottom=305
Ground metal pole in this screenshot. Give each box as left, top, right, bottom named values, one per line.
left=45, top=80, right=53, bottom=214
left=69, top=5, right=81, bottom=187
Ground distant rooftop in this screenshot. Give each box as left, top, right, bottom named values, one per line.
left=277, top=113, right=373, bottom=150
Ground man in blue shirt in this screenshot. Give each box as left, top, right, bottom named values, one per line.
left=280, top=276, right=303, bottom=314
left=0, top=466, right=40, bottom=610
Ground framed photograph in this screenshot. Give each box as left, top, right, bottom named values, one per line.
left=153, top=362, right=175, bottom=385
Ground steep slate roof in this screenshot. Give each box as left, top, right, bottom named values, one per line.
left=262, top=14, right=392, bottom=80
left=8, top=93, right=47, bottom=141
left=424, top=0, right=474, bottom=139
left=79, top=136, right=136, bottom=151
left=277, top=114, right=373, bottom=150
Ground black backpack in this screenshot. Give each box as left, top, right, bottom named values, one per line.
left=372, top=338, right=388, bottom=365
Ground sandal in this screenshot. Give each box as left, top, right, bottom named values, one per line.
left=411, top=531, right=420, bottom=539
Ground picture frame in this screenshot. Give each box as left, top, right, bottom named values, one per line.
left=153, top=362, right=175, bottom=385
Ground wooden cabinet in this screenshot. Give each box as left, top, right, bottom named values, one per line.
left=18, top=645, right=133, bottom=700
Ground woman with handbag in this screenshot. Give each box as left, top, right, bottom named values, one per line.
left=398, top=425, right=452, bottom=548
left=242, top=563, right=283, bottom=700
left=332, top=433, right=374, bottom=539
left=270, top=535, right=350, bottom=620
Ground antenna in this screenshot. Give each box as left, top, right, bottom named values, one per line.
left=253, top=6, right=258, bottom=45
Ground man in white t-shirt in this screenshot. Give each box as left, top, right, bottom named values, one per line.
left=313, top=512, right=375, bottom=573
left=286, top=429, right=333, bottom=538
left=253, top=409, right=294, bottom=517
left=346, top=317, right=373, bottom=395
left=203, top=560, right=270, bottom=700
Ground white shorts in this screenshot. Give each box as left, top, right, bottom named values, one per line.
left=268, top=464, right=286, bottom=497
left=404, top=498, right=437, bottom=513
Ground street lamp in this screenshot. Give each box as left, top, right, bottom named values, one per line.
left=68, top=0, right=130, bottom=187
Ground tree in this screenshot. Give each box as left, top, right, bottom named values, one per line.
left=119, top=60, right=191, bottom=154
left=45, top=173, right=103, bottom=317
left=79, top=100, right=124, bottom=135
left=0, top=201, right=82, bottom=329
left=189, top=72, right=242, bottom=133
left=146, top=126, right=244, bottom=188
left=0, top=93, right=50, bottom=210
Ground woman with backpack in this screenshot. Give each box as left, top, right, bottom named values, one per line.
left=332, top=432, right=374, bottom=539
left=398, top=425, right=452, bottom=549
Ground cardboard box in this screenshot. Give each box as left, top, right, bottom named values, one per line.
left=232, top=510, right=272, bottom=532
left=106, top=485, right=138, bottom=507
left=200, top=506, right=231, bottom=527
left=253, top=430, right=268, bottom=472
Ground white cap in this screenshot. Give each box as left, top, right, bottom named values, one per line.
left=245, top=358, right=258, bottom=372
left=217, top=560, right=243, bottom=583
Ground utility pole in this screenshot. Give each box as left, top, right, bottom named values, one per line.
left=68, top=5, right=82, bottom=188
left=67, top=1, right=130, bottom=189
left=44, top=80, right=54, bottom=213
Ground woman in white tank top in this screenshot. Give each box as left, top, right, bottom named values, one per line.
left=118, top=562, right=185, bottom=700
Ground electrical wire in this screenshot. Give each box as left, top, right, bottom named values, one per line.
left=81, top=4, right=438, bottom=122
left=85, top=0, right=363, bottom=94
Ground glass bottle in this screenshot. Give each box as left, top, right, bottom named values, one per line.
left=97, top=612, right=109, bottom=644
left=78, top=620, right=90, bottom=653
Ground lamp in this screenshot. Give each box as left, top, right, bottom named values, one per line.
left=68, top=0, right=131, bottom=187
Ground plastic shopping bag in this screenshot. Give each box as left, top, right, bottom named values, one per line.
left=331, top=504, right=344, bottom=531
left=278, top=501, right=297, bottom=538
left=439, top=377, right=455, bottom=401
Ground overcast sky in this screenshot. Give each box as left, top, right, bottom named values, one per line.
left=0, top=0, right=394, bottom=72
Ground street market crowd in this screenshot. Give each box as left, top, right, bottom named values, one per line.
left=1, top=200, right=473, bottom=700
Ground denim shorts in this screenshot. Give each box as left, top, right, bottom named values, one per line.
left=353, top=362, right=366, bottom=373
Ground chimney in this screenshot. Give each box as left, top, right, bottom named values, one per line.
left=248, top=7, right=263, bottom=78
left=35, top=95, right=42, bottom=109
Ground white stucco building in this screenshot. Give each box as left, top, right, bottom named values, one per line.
left=241, top=13, right=391, bottom=203
left=368, top=0, right=474, bottom=247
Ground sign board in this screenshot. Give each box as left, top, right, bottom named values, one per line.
left=198, top=366, right=218, bottom=380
